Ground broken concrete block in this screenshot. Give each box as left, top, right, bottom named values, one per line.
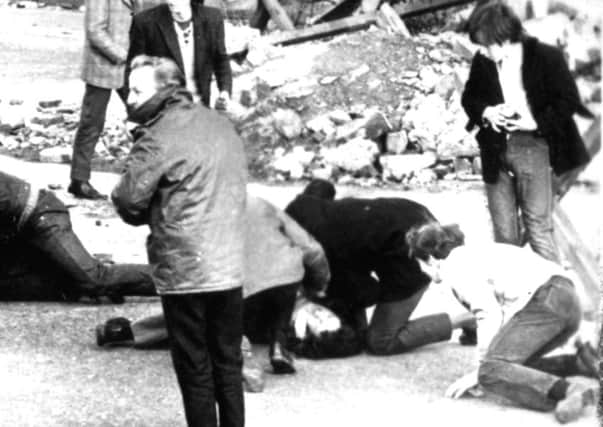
left=240, top=87, right=258, bottom=107
left=434, top=73, right=463, bottom=101
left=38, top=99, right=62, bottom=109
left=322, top=138, right=380, bottom=176
left=364, top=111, right=392, bottom=141
left=437, top=129, right=479, bottom=160
left=428, top=49, right=445, bottom=62
left=306, top=115, right=336, bottom=141
left=453, top=157, right=473, bottom=174
left=31, top=113, right=64, bottom=127
left=335, top=118, right=368, bottom=141
left=385, top=130, right=408, bottom=155
left=329, top=110, right=351, bottom=125
left=380, top=153, right=437, bottom=181
left=0, top=135, right=20, bottom=150
left=39, top=146, right=72, bottom=164
left=272, top=109, right=304, bottom=140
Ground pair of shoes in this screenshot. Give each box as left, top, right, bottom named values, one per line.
left=68, top=180, right=107, bottom=200
left=96, top=317, right=134, bottom=347
left=554, top=381, right=597, bottom=424
left=459, top=327, right=477, bottom=346
left=575, top=340, right=597, bottom=378
left=269, top=342, right=296, bottom=374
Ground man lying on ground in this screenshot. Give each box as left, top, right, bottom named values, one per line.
left=284, top=179, right=475, bottom=357
left=97, top=195, right=331, bottom=376
left=0, top=171, right=154, bottom=302
left=443, top=243, right=598, bottom=424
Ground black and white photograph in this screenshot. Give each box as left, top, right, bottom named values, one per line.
left=0, top=0, right=600, bottom=425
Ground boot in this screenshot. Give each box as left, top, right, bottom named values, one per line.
left=96, top=317, right=134, bottom=347
left=269, top=341, right=295, bottom=374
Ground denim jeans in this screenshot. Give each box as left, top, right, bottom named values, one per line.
left=485, top=133, right=560, bottom=262
left=161, top=288, right=244, bottom=427
left=365, top=286, right=452, bottom=355
left=71, top=84, right=127, bottom=181
left=478, top=275, right=581, bottom=411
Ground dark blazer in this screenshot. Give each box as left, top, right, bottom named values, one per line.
left=285, top=195, right=435, bottom=308
left=127, top=3, right=232, bottom=107
left=461, top=36, right=591, bottom=184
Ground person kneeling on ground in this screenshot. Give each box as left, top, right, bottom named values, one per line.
left=0, top=171, right=154, bottom=302
left=284, top=179, right=476, bottom=357
left=97, top=195, right=331, bottom=379
left=444, top=243, right=598, bottom=424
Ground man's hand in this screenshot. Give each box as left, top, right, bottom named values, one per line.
left=445, top=370, right=480, bottom=399
left=482, top=105, right=508, bottom=133
left=215, top=91, right=230, bottom=111
left=503, top=113, right=538, bottom=132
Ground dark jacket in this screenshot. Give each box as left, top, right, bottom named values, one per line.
left=127, top=3, right=232, bottom=107
left=112, top=87, right=247, bottom=295
left=461, top=37, right=591, bottom=183
left=285, top=195, right=435, bottom=308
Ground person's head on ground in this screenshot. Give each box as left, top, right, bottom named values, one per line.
left=466, top=0, right=527, bottom=63
left=406, top=222, right=465, bottom=261
left=166, top=0, right=193, bottom=24
left=127, top=55, right=186, bottom=122
left=301, top=179, right=336, bottom=200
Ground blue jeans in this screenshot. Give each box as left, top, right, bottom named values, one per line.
left=161, top=288, right=244, bottom=427
left=485, top=133, right=559, bottom=262
left=478, top=275, right=581, bottom=411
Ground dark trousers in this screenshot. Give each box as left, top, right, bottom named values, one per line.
left=365, top=286, right=452, bottom=355
left=243, top=283, right=298, bottom=346
left=3, top=190, right=155, bottom=300
left=161, top=288, right=244, bottom=427
left=486, top=133, right=559, bottom=262
left=71, top=84, right=127, bottom=182
left=478, top=276, right=581, bottom=411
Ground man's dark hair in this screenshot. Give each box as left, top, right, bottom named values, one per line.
left=406, top=223, right=465, bottom=260
left=301, top=179, right=336, bottom=200
left=466, top=1, right=526, bottom=46
left=130, top=55, right=185, bottom=89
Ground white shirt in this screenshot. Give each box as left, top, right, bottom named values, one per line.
left=173, top=21, right=199, bottom=101
left=496, top=44, right=537, bottom=128
left=439, top=243, right=580, bottom=363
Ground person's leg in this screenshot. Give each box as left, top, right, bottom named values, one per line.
left=162, top=293, right=217, bottom=427
left=366, top=286, right=454, bottom=355
left=478, top=276, right=582, bottom=411
left=25, top=194, right=155, bottom=296
left=206, top=288, right=244, bottom=427
left=510, top=135, right=560, bottom=262
left=71, top=84, right=111, bottom=183
left=131, top=313, right=170, bottom=348
left=264, top=284, right=298, bottom=374
left=485, top=169, right=521, bottom=245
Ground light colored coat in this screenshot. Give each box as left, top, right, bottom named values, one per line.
left=80, top=0, right=136, bottom=89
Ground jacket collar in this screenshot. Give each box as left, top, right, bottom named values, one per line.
left=155, top=4, right=208, bottom=75
left=129, top=86, right=194, bottom=128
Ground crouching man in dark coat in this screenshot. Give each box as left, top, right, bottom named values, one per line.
left=112, top=55, right=247, bottom=427
left=285, top=179, right=474, bottom=356
left=0, top=171, right=154, bottom=302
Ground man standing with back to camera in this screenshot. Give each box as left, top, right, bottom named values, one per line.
left=112, top=55, right=247, bottom=427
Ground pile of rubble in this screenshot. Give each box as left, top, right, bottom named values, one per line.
left=0, top=7, right=599, bottom=188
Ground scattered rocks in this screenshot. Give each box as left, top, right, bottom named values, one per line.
left=322, top=138, right=379, bottom=176
left=385, top=131, right=408, bottom=155
left=30, top=113, right=64, bottom=127
left=272, top=109, right=304, bottom=140
left=38, top=100, right=62, bottom=109
left=380, top=152, right=437, bottom=181
left=39, top=146, right=72, bottom=164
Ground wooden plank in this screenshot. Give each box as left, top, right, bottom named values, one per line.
left=392, top=0, right=476, bottom=17
left=312, top=0, right=363, bottom=24
left=263, top=13, right=379, bottom=46
left=260, top=0, right=296, bottom=31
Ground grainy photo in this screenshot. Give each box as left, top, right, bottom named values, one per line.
left=0, top=0, right=600, bottom=425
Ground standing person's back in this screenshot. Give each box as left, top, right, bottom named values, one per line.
left=112, top=55, right=247, bottom=427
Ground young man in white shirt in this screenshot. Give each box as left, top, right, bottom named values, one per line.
left=439, top=243, right=597, bottom=424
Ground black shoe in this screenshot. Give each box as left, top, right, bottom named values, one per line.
left=575, top=340, right=597, bottom=378
left=68, top=180, right=107, bottom=200
left=459, top=327, right=477, bottom=346
left=96, top=317, right=134, bottom=347
left=269, top=342, right=296, bottom=374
